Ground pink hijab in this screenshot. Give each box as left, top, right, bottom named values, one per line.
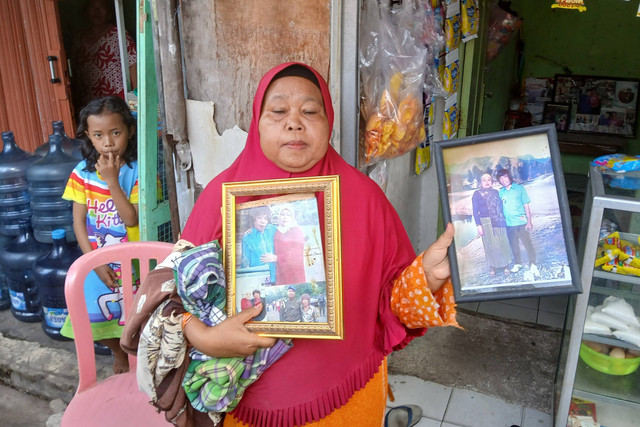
left=181, top=62, right=423, bottom=426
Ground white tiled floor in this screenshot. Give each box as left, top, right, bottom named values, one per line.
left=384, top=295, right=567, bottom=427
left=387, top=375, right=552, bottom=427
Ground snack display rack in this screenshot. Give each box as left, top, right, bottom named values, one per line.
left=554, top=165, right=640, bottom=427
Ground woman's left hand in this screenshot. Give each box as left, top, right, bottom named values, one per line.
left=421, top=223, right=455, bottom=293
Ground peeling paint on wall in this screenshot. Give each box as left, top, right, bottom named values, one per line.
left=186, top=99, right=247, bottom=187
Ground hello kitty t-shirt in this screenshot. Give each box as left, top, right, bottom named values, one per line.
left=63, top=159, right=140, bottom=249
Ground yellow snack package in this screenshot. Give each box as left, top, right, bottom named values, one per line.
left=444, top=49, right=460, bottom=95
left=551, top=0, right=587, bottom=13
left=442, top=93, right=458, bottom=140
left=444, top=1, right=461, bottom=53
left=461, top=0, right=479, bottom=42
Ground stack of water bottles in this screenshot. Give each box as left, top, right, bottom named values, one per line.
left=28, top=131, right=79, bottom=243
left=0, top=126, right=83, bottom=341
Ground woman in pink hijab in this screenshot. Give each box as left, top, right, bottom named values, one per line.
left=180, top=62, right=458, bottom=426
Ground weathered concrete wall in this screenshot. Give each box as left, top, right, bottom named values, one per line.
left=180, top=0, right=331, bottom=132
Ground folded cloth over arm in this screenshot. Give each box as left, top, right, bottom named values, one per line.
left=174, top=241, right=292, bottom=414
left=120, top=264, right=194, bottom=426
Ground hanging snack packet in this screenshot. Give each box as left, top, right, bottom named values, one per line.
left=444, top=49, right=460, bottom=95
left=442, top=93, right=458, bottom=140
left=415, top=98, right=435, bottom=176
left=415, top=139, right=431, bottom=176
left=551, top=0, right=587, bottom=13
left=424, top=93, right=435, bottom=127
left=444, top=0, right=461, bottom=53
left=461, top=0, right=479, bottom=42
left=485, top=4, right=522, bottom=62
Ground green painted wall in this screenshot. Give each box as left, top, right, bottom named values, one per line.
left=481, top=0, right=640, bottom=175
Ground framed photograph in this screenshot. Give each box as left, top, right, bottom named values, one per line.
left=553, top=74, right=639, bottom=137
left=542, top=102, right=570, bottom=133
left=433, top=124, right=582, bottom=302
left=222, top=176, right=343, bottom=339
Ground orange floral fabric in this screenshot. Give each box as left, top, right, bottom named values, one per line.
left=391, top=251, right=459, bottom=329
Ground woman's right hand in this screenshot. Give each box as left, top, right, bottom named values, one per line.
left=95, top=264, right=118, bottom=287
left=477, top=225, right=484, bottom=236
left=184, top=304, right=277, bottom=358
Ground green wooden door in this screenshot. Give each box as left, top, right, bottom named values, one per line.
left=457, top=0, right=491, bottom=138
left=137, top=0, right=172, bottom=242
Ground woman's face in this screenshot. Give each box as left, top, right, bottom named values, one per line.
left=481, top=174, right=493, bottom=189
left=85, top=0, right=113, bottom=26
left=279, top=208, right=293, bottom=226
left=259, top=76, right=330, bottom=172
left=302, top=298, right=310, bottom=307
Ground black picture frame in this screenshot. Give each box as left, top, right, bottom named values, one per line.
left=553, top=74, right=639, bottom=138
left=433, top=124, right=582, bottom=302
left=542, top=102, right=570, bottom=133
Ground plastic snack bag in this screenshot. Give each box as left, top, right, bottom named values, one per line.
left=485, top=3, right=522, bottom=62
left=461, top=0, right=479, bottom=42
left=551, top=0, right=587, bottom=13
left=444, top=0, right=461, bottom=53
left=367, top=160, right=389, bottom=193
left=443, top=49, right=460, bottom=95
left=591, top=154, right=640, bottom=190
left=359, top=0, right=429, bottom=166
left=415, top=123, right=435, bottom=176
left=442, top=93, right=459, bottom=139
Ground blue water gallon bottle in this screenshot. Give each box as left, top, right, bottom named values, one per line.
left=0, top=131, right=38, bottom=236
left=35, top=121, right=83, bottom=160
left=0, top=233, right=12, bottom=310
left=27, top=133, right=78, bottom=243
left=33, top=229, right=82, bottom=340
left=0, top=219, right=50, bottom=322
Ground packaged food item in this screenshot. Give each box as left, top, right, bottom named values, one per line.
left=601, top=296, right=640, bottom=328
left=442, top=93, right=458, bottom=140
left=596, top=232, right=640, bottom=277
left=591, top=154, right=640, bottom=190
left=359, top=0, right=429, bottom=166
left=444, top=49, right=460, bottom=95
left=613, top=327, right=640, bottom=347
left=551, top=0, right=587, bottom=13
left=485, top=3, right=522, bottom=62
left=461, top=0, right=479, bottom=42
left=590, top=311, right=629, bottom=331
left=444, top=0, right=461, bottom=53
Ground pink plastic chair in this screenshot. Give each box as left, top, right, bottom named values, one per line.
left=61, top=241, right=174, bottom=426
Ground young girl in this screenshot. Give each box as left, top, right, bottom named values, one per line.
left=60, top=96, right=139, bottom=374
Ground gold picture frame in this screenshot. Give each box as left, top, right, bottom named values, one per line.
left=222, top=176, right=343, bottom=339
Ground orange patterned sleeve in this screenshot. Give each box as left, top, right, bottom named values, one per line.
left=391, top=251, right=460, bottom=329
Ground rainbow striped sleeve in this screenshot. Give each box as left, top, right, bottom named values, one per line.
left=62, top=169, right=86, bottom=205
left=129, top=179, right=139, bottom=205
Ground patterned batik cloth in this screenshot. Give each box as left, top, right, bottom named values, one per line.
left=137, top=298, right=187, bottom=404
left=174, top=241, right=292, bottom=414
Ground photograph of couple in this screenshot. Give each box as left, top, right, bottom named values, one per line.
left=440, top=131, right=575, bottom=297
left=233, top=194, right=328, bottom=322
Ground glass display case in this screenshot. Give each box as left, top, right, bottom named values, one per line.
left=554, top=165, right=640, bottom=427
